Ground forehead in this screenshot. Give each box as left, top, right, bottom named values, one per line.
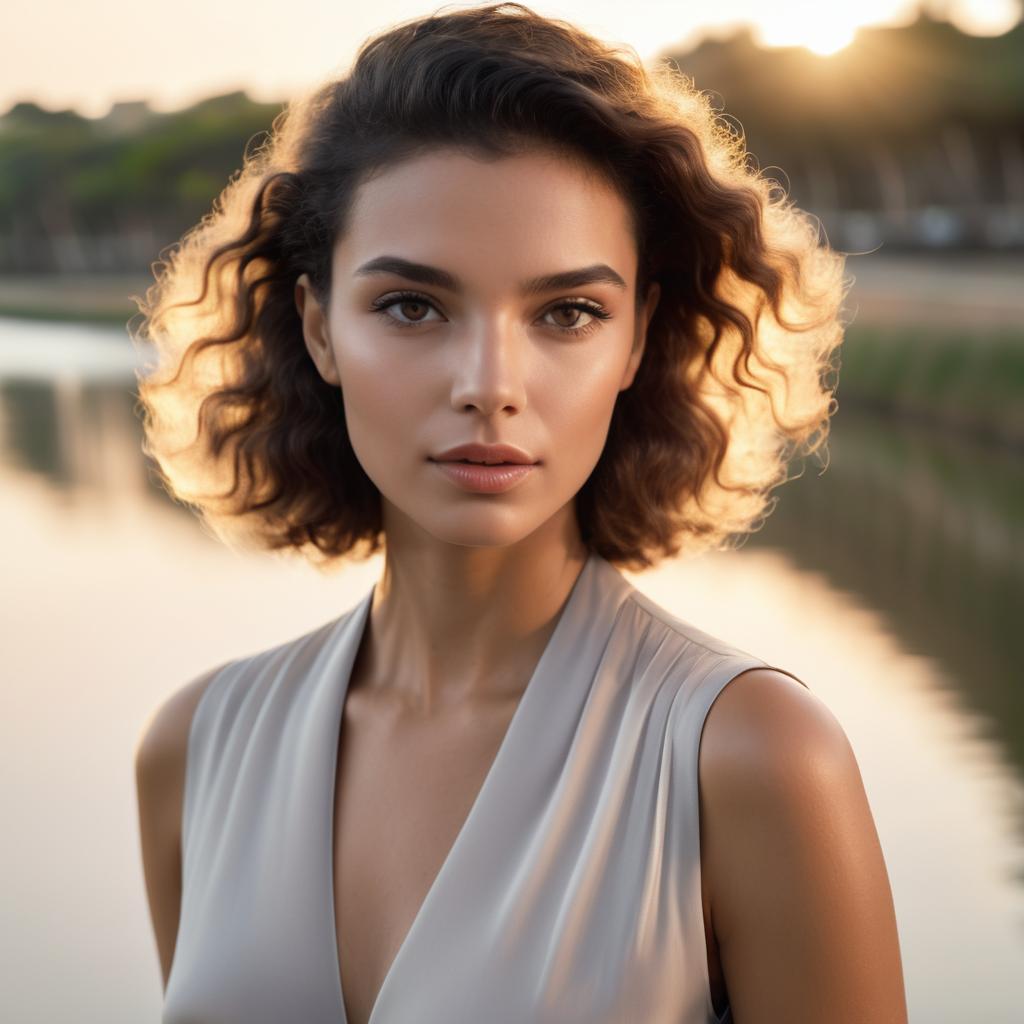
left=334, top=147, right=637, bottom=286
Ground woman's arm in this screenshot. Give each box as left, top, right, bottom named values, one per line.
left=698, top=669, right=908, bottom=1024
left=133, top=667, right=222, bottom=991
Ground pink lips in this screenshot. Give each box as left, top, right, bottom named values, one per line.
left=430, top=460, right=537, bottom=494
left=430, top=441, right=537, bottom=465
left=429, top=441, right=540, bottom=494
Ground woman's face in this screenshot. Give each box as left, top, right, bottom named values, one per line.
left=296, top=146, right=659, bottom=552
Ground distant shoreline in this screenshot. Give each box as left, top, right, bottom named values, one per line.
left=0, top=273, right=150, bottom=327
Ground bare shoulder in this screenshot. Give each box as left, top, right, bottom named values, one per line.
left=699, top=666, right=847, bottom=772
left=134, top=664, right=226, bottom=781
left=134, top=663, right=228, bottom=990
left=698, top=667, right=908, bottom=1023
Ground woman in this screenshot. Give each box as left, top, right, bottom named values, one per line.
left=133, top=4, right=906, bottom=1022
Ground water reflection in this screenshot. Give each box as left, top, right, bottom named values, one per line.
left=0, top=316, right=160, bottom=503
left=1, top=377, right=160, bottom=499
left=747, top=406, right=1024, bottom=782
left=3, top=315, right=1023, bottom=1022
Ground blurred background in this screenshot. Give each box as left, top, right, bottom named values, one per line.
left=1, top=1, right=1022, bottom=1021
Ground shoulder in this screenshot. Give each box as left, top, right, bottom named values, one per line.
left=697, top=666, right=861, bottom=870
left=697, top=668, right=907, bottom=1017
left=700, top=665, right=841, bottom=772
left=697, top=668, right=859, bottom=878
left=697, top=666, right=850, bottom=904
left=134, top=662, right=230, bottom=791
left=134, top=663, right=232, bottom=989
left=134, top=605, right=359, bottom=782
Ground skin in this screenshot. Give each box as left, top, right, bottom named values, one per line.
left=135, top=145, right=907, bottom=1023
left=699, top=671, right=908, bottom=1022
left=295, top=146, right=657, bottom=718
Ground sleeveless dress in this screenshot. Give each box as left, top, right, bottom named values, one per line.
left=162, top=549, right=810, bottom=1024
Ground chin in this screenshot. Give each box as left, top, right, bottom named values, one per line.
left=416, top=512, right=548, bottom=550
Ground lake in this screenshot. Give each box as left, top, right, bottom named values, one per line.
left=1, top=314, right=1022, bottom=1022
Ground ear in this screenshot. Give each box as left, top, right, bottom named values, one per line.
left=295, top=273, right=341, bottom=386
left=620, top=280, right=660, bottom=392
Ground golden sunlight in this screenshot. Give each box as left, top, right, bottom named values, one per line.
left=755, top=9, right=868, bottom=55
left=947, top=0, right=1022, bottom=35
left=750, top=0, right=1020, bottom=57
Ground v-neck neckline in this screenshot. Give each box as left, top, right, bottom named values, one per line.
left=323, top=551, right=601, bottom=1024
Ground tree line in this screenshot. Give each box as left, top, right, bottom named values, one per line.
left=1, top=11, right=1021, bottom=272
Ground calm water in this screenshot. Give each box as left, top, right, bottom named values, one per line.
left=2, top=315, right=1022, bottom=1022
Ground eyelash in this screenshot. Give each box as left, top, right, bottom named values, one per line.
left=368, top=290, right=613, bottom=338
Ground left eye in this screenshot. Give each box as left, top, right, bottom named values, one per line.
left=542, top=300, right=613, bottom=335
left=544, top=304, right=600, bottom=331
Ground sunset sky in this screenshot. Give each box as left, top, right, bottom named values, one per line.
left=5, top=0, right=1020, bottom=119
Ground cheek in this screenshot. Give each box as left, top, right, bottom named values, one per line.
left=333, top=342, right=424, bottom=466
left=536, top=364, right=623, bottom=479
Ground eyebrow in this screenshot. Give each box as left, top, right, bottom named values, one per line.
left=352, top=255, right=627, bottom=295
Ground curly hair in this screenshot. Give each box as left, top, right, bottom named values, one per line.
left=130, top=1, right=848, bottom=573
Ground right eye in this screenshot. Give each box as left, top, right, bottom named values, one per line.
left=369, top=291, right=445, bottom=329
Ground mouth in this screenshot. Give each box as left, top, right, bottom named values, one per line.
left=429, top=442, right=539, bottom=465
left=429, top=457, right=538, bottom=494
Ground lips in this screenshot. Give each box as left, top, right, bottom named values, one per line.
left=431, top=442, right=538, bottom=465
left=431, top=457, right=537, bottom=494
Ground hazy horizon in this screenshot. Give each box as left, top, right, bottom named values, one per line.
left=4, top=0, right=1020, bottom=120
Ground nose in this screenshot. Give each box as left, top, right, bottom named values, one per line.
left=448, top=316, right=529, bottom=415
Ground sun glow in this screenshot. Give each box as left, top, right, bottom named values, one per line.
left=7, top=0, right=1024, bottom=119
left=755, top=10, right=866, bottom=55
left=746, top=0, right=1021, bottom=58
left=947, top=0, right=1022, bottom=35
left=801, top=24, right=859, bottom=55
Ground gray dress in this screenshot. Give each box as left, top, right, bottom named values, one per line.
left=162, top=549, right=809, bottom=1024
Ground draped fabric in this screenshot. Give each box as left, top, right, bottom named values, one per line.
left=163, top=550, right=808, bottom=1024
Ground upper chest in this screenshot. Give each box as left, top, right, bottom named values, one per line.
left=167, top=597, right=748, bottom=1024
left=330, top=683, right=521, bottom=1024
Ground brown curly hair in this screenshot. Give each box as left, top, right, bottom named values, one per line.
left=129, top=1, right=848, bottom=573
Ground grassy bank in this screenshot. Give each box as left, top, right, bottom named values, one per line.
left=838, top=325, right=1024, bottom=450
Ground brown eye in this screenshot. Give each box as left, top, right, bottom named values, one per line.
left=542, top=300, right=612, bottom=336
left=369, top=291, right=444, bottom=329
left=397, top=299, right=430, bottom=322
left=548, top=305, right=586, bottom=329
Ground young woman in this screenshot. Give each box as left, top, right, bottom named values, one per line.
left=133, top=4, right=906, bottom=1022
